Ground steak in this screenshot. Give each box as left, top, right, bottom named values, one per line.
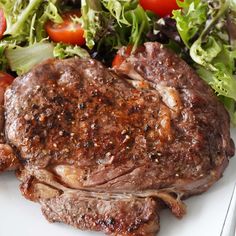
left=1, top=42, right=235, bottom=235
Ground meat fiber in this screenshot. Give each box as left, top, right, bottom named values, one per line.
left=1, top=42, right=235, bottom=235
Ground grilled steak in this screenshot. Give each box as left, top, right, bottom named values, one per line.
left=0, top=77, right=19, bottom=172
left=1, top=42, right=235, bottom=235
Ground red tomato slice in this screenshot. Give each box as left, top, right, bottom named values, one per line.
left=0, top=71, right=14, bottom=88
left=0, top=9, right=6, bottom=39
left=139, top=0, right=180, bottom=17
left=45, top=10, right=85, bottom=46
left=112, top=45, right=133, bottom=68
left=0, top=72, right=14, bottom=106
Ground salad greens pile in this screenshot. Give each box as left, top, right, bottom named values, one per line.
left=173, top=0, right=236, bottom=124
left=0, top=0, right=89, bottom=74
left=0, top=0, right=235, bottom=124
left=0, top=0, right=155, bottom=74
left=80, top=0, right=154, bottom=51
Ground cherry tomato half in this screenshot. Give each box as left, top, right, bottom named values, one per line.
left=45, top=10, right=85, bottom=46
left=139, top=0, right=180, bottom=18
left=0, top=71, right=14, bottom=88
left=0, top=9, right=6, bottom=39
left=112, top=45, right=133, bottom=68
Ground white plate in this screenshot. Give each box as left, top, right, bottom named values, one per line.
left=0, top=129, right=235, bottom=236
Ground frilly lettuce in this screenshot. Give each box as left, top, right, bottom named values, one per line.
left=173, top=0, right=208, bottom=48
left=80, top=0, right=154, bottom=51
left=53, top=43, right=90, bottom=59
left=0, top=0, right=62, bottom=43
left=80, top=0, right=104, bottom=49
left=0, top=0, right=89, bottom=74
left=5, top=42, right=91, bottom=75
left=173, top=0, right=236, bottom=124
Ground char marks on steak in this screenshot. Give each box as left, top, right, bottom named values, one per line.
left=1, top=42, right=235, bottom=235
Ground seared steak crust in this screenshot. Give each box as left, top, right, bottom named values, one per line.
left=41, top=194, right=159, bottom=236
left=4, top=42, right=235, bottom=235
left=0, top=78, right=18, bottom=172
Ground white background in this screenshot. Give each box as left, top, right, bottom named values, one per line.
left=0, top=129, right=235, bottom=236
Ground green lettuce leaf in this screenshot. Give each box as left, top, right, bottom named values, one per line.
left=0, top=44, right=8, bottom=71
left=53, top=43, right=90, bottom=59
left=173, top=0, right=236, bottom=125
left=100, top=0, right=131, bottom=26
left=80, top=0, right=154, bottom=51
left=5, top=42, right=54, bottom=75
left=173, top=0, right=207, bottom=48
left=0, top=0, right=62, bottom=43
left=0, top=0, right=91, bottom=74
left=80, top=0, right=104, bottom=49
left=124, top=4, right=151, bottom=50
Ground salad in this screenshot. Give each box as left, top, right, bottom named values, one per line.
left=0, top=0, right=235, bottom=124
